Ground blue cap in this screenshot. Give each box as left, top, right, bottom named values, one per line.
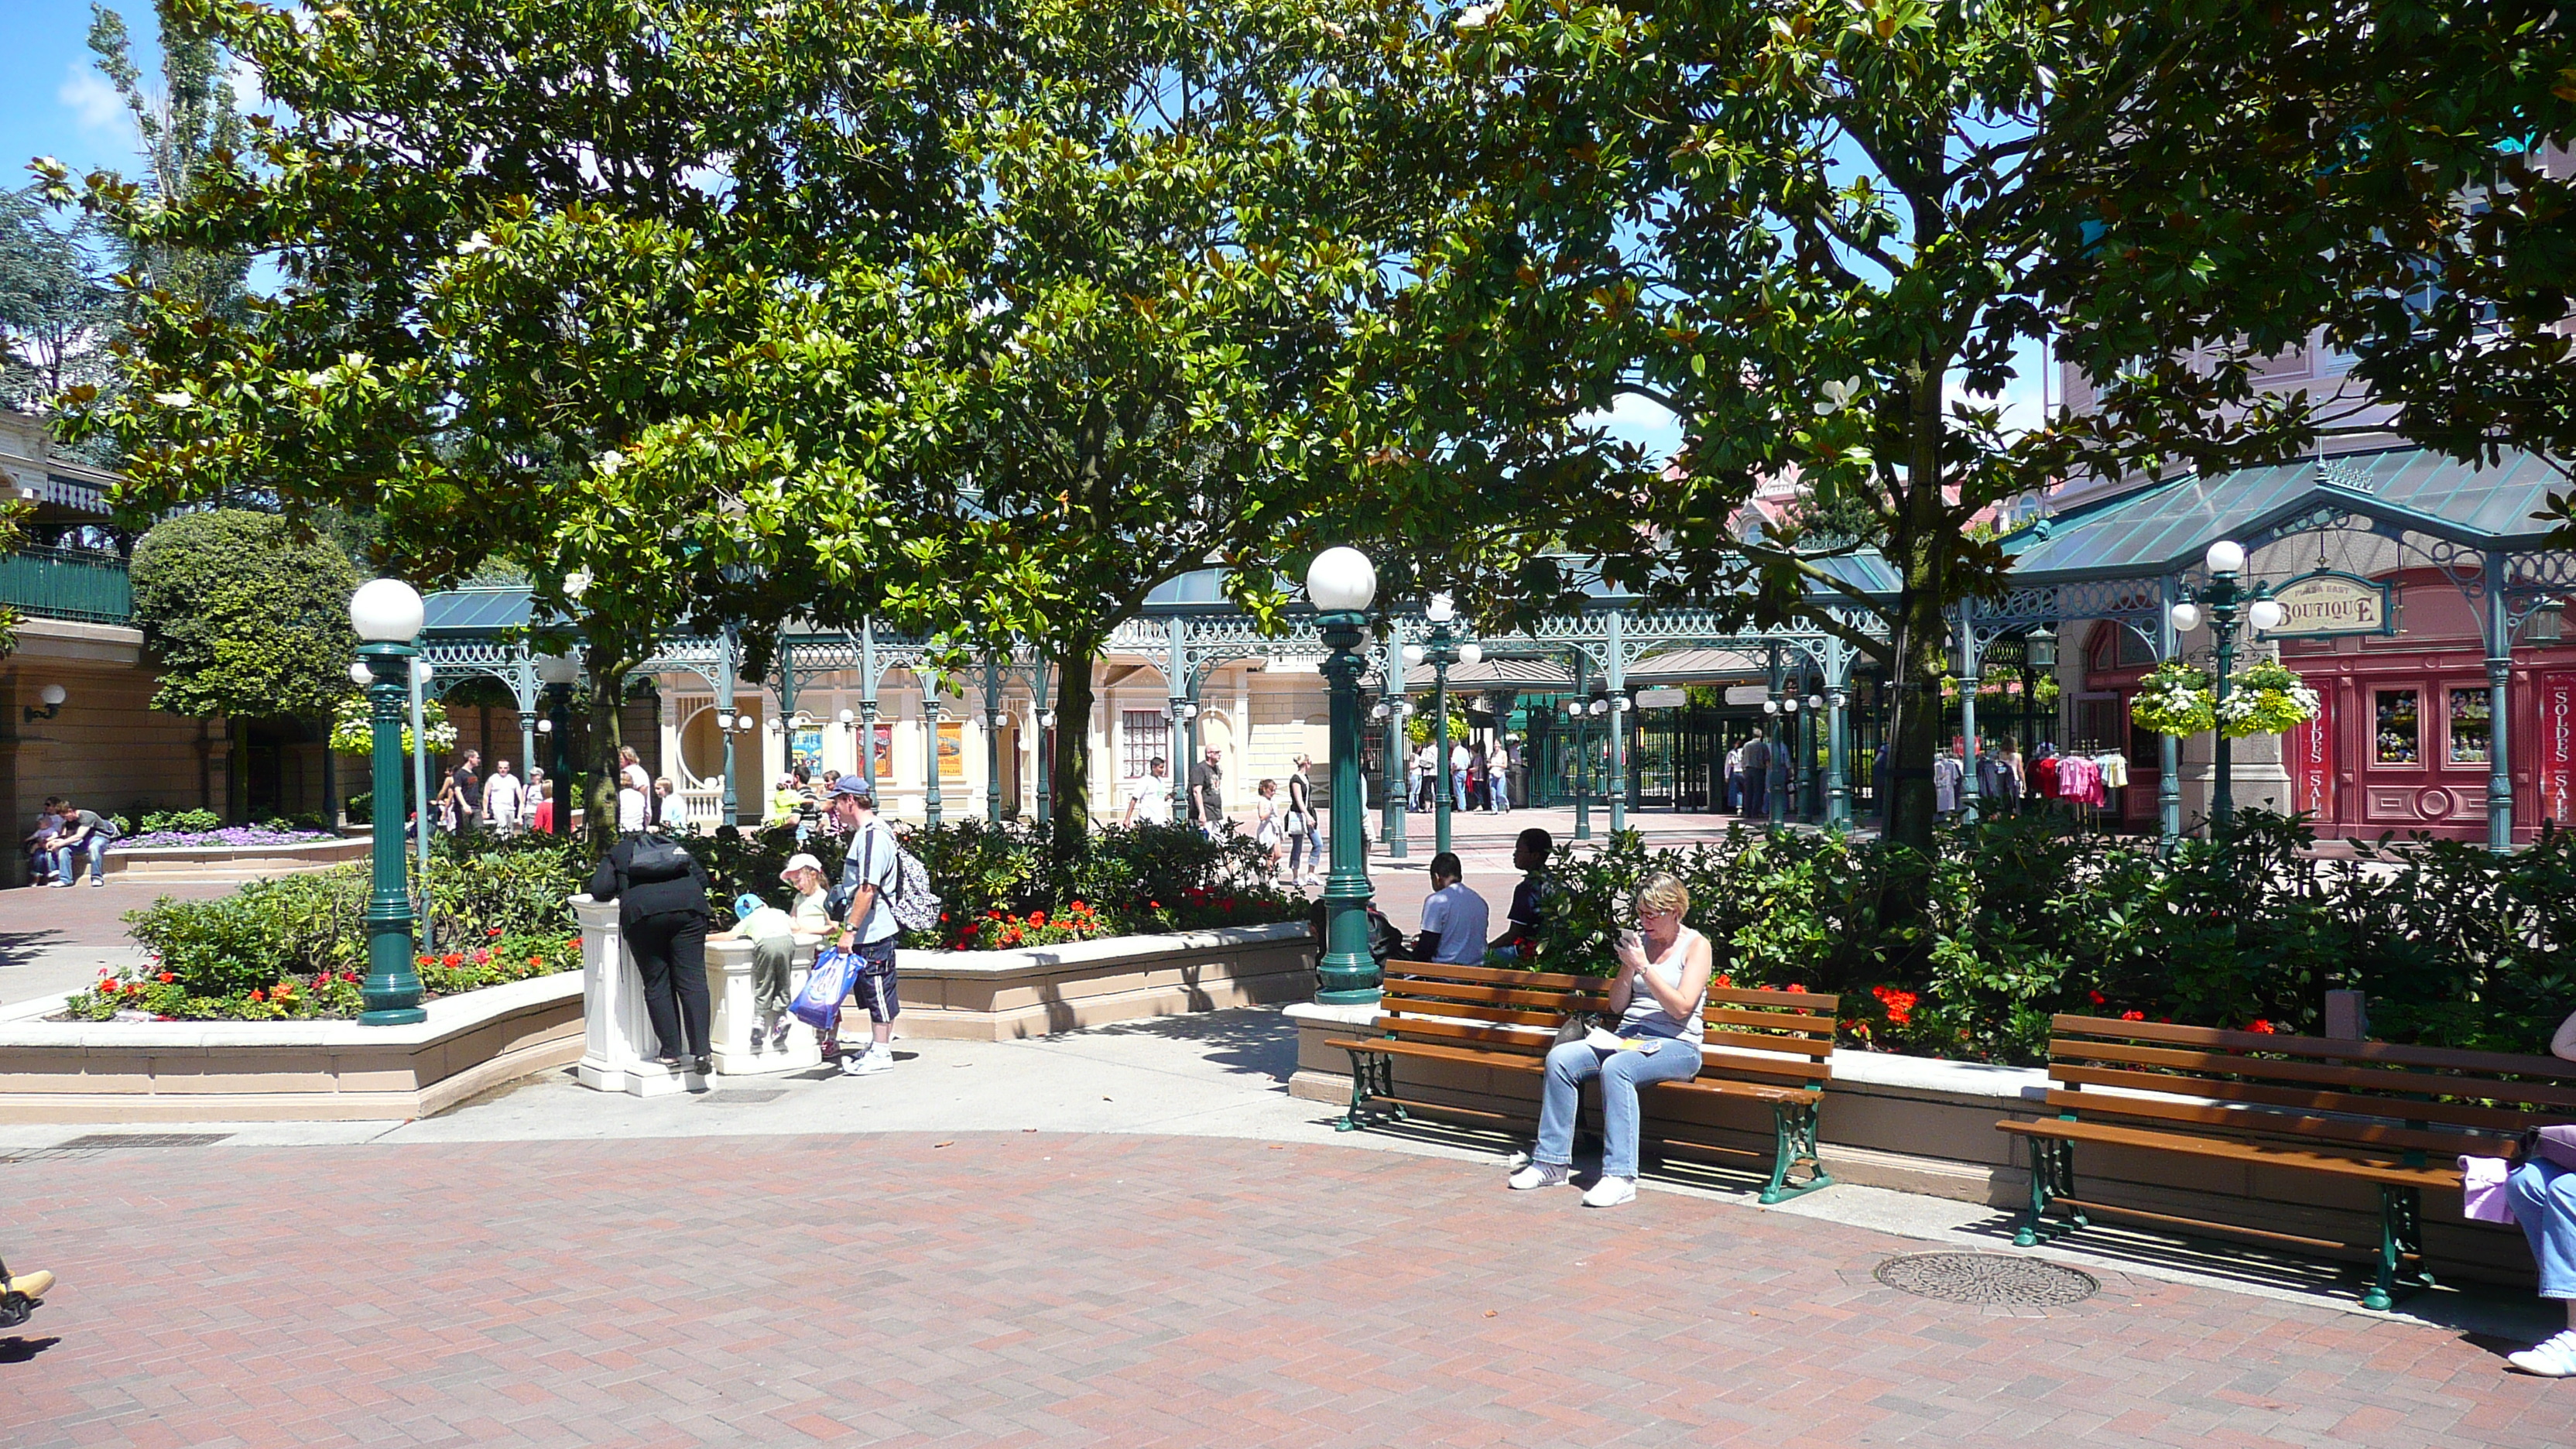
left=734, top=893, right=765, bottom=920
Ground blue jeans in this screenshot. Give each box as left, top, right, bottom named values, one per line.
left=53, top=836, right=107, bottom=883
left=1535, top=1035, right=1703, bottom=1180
left=2509, top=1158, right=2576, bottom=1298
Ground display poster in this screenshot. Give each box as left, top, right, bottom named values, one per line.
left=2538, top=672, right=2576, bottom=827
left=2282, top=687, right=2336, bottom=820
left=937, top=720, right=967, bottom=782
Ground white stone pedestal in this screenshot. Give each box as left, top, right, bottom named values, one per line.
left=705, top=935, right=825, bottom=1076
left=573, top=895, right=703, bottom=1097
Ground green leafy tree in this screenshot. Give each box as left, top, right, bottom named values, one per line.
left=129, top=509, right=360, bottom=810
left=793, top=0, right=1434, bottom=838
left=0, top=184, right=116, bottom=413
left=47, top=0, right=996, bottom=845
left=1357, top=0, right=2572, bottom=870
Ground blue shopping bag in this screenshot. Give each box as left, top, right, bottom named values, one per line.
left=789, top=945, right=858, bottom=1031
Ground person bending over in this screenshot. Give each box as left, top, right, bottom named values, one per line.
left=1509, top=872, right=1711, bottom=1208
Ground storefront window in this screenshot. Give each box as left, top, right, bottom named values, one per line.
left=2448, top=687, right=2492, bottom=766
left=2375, top=690, right=2420, bottom=764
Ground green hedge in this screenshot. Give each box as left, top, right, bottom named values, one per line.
left=1537, top=811, right=2576, bottom=1063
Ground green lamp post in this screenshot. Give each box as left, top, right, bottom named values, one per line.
left=350, top=577, right=428, bottom=1026
left=1307, top=546, right=1381, bottom=1005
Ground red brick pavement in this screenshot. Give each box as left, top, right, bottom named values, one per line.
left=5, top=1133, right=2571, bottom=1447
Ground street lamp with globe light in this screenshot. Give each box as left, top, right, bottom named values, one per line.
left=1305, top=547, right=1380, bottom=1006
left=2169, top=538, right=2280, bottom=834
left=349, top=578, right=427, bottom=1026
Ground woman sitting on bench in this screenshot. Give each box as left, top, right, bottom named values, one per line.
left=1509, top=872, right=1711, bottom=1209
left=2506, top=1008, right=2576, bottom=1377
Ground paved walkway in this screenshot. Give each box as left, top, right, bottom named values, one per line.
left=4, top=1007, right=2572, bottom=1447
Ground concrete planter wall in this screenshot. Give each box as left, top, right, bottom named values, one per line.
left=896, top=920, right=1314, bottom=1040
left=1288, top=1002, right=2538, bottom=1289
left=0, top=971, right=584, bottom=1123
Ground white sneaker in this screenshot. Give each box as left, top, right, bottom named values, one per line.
left=844, top=1044, right=893, bottom=1076
left=2509, top=1330, right=2576, bottom=1377
left=1581, top=1175, right=1637, bottom=1208
left=1506, top=1162, right=1570, bottom=1191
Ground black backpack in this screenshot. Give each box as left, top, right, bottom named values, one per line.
left=622, top=831, right=695, bottom=886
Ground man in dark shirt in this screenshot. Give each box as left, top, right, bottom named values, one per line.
left=450, top=750, right=483, bottom=834
left=1488, top=827, right=1553, bottom=958
left=1189, top=747, right=1224, bottom=835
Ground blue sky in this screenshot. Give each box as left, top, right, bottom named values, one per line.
left=2, top=0, right=166, bottom=190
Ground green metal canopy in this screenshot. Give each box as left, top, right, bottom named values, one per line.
left=2003, top=447, right=2569, bottom=583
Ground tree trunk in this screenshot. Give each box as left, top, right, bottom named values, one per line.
left=584, top=643, right=626, bottom=853
left=1048, top=635, right=1100, bottom=841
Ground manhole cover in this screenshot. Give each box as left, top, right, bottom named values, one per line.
left=1873, top=1252, right=2098, bottom=1306
left=56, top=1133, right=233, bottom=1150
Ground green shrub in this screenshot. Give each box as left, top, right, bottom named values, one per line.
left=1535, top=811, right=2576, bottom=1064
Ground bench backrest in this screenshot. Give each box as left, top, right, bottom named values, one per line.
left=1701, top=986, right=1841, bottom=1096
left=1372, top=959, right=1610, bottom=1060
left=2044, top=1013, right=2576, bottom=1160
left=1371, top=963, right=1841, bottom=1093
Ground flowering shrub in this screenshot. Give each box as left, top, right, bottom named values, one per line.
left=119, top=825, right=338, bottom=850
left=2128, top=660, right=2216, bottom=736
left=2216, top=658, right=2324, bottom=739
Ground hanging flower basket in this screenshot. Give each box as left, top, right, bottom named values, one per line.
left=331, top=694, right=460, bottom=756
left=2216, top=658, right=2324, bottom=739
left=2128, top=661, right=2215, bottom=737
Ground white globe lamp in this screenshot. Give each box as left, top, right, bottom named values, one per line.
left=350, top=579, right=425, bottom=643
left=1304, top=547, right=1377, bottom=613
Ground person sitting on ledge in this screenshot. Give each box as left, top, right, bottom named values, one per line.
left=1509, top=872, right=1711, bottom=1209
left=2505, top=1007, right=2576, bottom=1377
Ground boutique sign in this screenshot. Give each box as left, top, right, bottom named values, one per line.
left=2266, top=571, right=2394, bottom=638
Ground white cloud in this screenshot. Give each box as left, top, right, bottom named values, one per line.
left=60, top=63, right=139, bottom=152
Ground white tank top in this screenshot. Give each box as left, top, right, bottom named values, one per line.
left=1616, top=927, right=1706, bottom=1042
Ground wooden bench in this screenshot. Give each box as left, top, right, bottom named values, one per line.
left=1326, top=961, right=1841, bottom=1203
left=1999, top=1014, right=2576, bottom=1310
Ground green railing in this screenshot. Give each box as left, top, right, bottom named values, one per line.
left=0, top=546, right=133, bottom=624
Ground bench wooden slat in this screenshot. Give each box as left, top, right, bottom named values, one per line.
left=1381, top=959, right=1603, bottom=992
left=1999, top=1115, right=2464, bottom=1189
left=2052, top=1062, right=2550, bottom=1136
left=1388, top=978, right=1614, bottom=1012
left=2049, top=1013, right=2576, bottom=1079
left=2030, top=1088, right=2519, bottom=1157
left=2048, top=1038, right=2576, bottom=1112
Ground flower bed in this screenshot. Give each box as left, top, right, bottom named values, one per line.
left=115, top=825, right=339, bottom=851
left=1537, top=811, right=2576, bottom=1063
left=697, top=819, right=1307, bottom=948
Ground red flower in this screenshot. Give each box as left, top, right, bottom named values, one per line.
left=2245, top=1019, right=2276, bottom=1035
left=157, top=971, right=176, bottom=985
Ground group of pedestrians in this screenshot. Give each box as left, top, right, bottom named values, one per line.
left=433, top=748, right=567, bottom=835
left=1406, top=737, right=1515, bottom=814
left=588, top=774, right=911, bottom=1082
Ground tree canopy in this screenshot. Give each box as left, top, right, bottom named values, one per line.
left=129, top=508, right=359, bottom=720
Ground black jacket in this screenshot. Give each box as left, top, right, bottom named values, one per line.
left=588, top=834, right=711, bottom=922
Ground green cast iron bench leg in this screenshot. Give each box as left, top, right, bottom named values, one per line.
left=1758, top=1099, right=1834, bottom=1205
